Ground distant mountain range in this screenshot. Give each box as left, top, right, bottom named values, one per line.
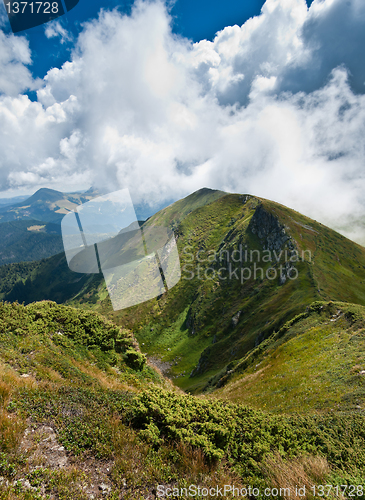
left=0, top=187, right=97, bottom=224
left=0, top=188, right=96, bottom=265
left=0, top=186, right=176, bottom=265
left=0, top=195, right=29, bottom=207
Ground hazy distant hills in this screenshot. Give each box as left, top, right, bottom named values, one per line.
left=0, top=187, right=182, bottom=265
left=0, top=187, right=97, bottom=224
left=0, top=188, right=98, bottom=265
left=0, top=195, right=28, bottom=207
left=0, top=186, right=178, bottom=226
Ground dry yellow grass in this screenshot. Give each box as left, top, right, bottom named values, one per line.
left=110, top=417, right=247, bottom=499
left=262, top=453, right=332, bottom=499
left=0, top=362, right=38, bottom=453
left=72, top=358, right=137, bottom=392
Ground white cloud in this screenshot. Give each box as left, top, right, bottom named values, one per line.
left=1, top=0, right=365, bottom=242
left=45, top=21, right=72, bottom=44
left=0, top=30, right=36, bottom=95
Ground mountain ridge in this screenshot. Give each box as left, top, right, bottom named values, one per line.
left=2, top=189, right=365, bottom=397
left=0, top=187, right=97, bottom=224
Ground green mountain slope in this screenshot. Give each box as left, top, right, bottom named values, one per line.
left=1, top=301, right=365, bottom=496
left=214, top=300, right=365, bottom=413
left=109, top=193, right=365, bottom=393
left=2, top=190, right=365, bottom=398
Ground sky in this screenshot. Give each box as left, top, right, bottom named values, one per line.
left=0, top=0, right=364, bottom=243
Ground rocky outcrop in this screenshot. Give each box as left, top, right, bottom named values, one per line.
left=249, top=204, right=295, bottom=253
left=249, top=204, right=298, bottom=286
left=186, top=307, right=199, bottom=336
left=231, top=311, right=242, bottom=327
left=190, top=347, right=211, bottom=377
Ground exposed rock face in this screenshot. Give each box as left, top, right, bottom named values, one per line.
left=186, top=307, right=198, bottom=336
left=231, top=311, right=242, bottom=327
left=147, top=356, right=173, bottom=376
left=239, top=195, right=251, bottom=204
left=249, top=204, right=295, bottom=253
left=190, top=347, right=211, bottom=377
left=249, top=204, right=298, bottom=287
left=20, top=425, right=68, bottom=470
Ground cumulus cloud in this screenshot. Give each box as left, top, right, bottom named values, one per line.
left=0, top=0, right=365, bottom=242
left=0, top=30, right=36, bottom=95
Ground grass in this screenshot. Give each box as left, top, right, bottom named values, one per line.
left=215, top=301, right=365, bottom=414
left=0, top=300, right=365, bottom=496
left=261, top=453, right=331, bottom=499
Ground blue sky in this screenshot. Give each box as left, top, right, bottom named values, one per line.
left=0, top=0, right=364, bottom=244
left=1, top=0, right=314, bottom=80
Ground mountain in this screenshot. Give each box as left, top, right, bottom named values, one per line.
left=0, top=219, right=63, bottom=266
left=107, top=192, right=365, bottom=394
left=2, top=189, right=365, bottom=399
left=0, top=187, right=97, bottom=224
left=1, top=191, right=365, bottom=493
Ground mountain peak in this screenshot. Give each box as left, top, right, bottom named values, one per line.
left=25, top=188, right=64, bottom=204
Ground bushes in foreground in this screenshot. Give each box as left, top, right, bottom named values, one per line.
left=130, top=387, right=365, bottom=485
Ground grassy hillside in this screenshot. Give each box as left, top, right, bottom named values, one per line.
left=0, top=301, right=365, bottom=497
left=214, top=301, right=365, bottom=413
left=2, top=190, right=365, bottom=397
